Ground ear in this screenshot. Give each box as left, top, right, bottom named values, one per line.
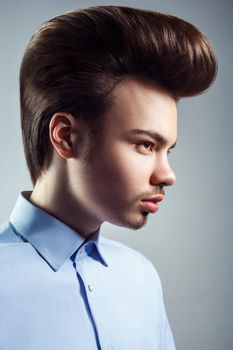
left=49, top=112, right=78, bottom=159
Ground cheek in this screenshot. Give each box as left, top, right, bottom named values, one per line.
left=98, top=146, right=150, bottom=194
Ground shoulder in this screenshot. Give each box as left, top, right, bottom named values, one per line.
left=0, top=221, right=23, bottom=245
left=100, top=235, right=154, bottom=265
left=100, top=235, right=162, bottom=292
left=0, top=221, right=30, bottom=267
left=100, top=235, right=148, bottom=261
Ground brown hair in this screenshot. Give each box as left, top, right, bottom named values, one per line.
left=20, top=6, right=217, bottom=185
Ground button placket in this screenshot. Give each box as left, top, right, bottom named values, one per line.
left=75, top=246, right=87, bottom=262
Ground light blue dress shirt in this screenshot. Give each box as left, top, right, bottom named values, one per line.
left=0, top=192, right=176, bottom=350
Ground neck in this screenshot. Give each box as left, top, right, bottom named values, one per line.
left=29, top=169, right=102, bottom=239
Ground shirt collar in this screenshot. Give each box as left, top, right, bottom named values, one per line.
left=9, top=192, right=108, bottom=271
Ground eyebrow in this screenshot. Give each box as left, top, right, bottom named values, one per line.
left=126, top=129, right=177, bottom=149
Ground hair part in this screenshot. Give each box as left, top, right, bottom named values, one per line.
left=20, top=5, right=217, bottom=185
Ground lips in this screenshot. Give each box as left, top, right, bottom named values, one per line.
left=141, top=194, right=165, bottom=213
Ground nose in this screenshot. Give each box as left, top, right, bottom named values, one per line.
left=150, top=157, right=176, bottom=187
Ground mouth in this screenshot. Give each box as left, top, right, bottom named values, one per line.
left=140, top=194, right=165, bottom=214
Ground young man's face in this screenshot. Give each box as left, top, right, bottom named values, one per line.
left=72, top=78, right=177, bottom=230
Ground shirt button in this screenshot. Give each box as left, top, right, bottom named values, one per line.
left=106, top=347, right=113, bottom=350
left=79, top=247, right=84, bottom=254
left=88, top=284, right=94, bottom=292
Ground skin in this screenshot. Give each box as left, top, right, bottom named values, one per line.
left=30, top=77, right=177, bottom=238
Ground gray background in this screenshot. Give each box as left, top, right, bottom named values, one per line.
left=0, top=0, right=232, bottom=349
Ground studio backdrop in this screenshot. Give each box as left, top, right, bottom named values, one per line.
left=0, top=1, right=232, bottom=349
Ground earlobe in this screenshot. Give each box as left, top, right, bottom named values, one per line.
left=49, top=112, right=77, bottom=159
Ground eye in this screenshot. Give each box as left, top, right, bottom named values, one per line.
left=137, top=141, right=154, bottom=153
left=143, top=141, right=153, bottom=150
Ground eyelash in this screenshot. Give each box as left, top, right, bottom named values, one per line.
left=137, top=141, right=172, bottom=154
left=137, top=141, right=154, bottom=152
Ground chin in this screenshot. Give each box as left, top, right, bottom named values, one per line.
left=119, top=211, right=149, bottom=230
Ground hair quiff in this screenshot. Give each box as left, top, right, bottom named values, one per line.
left=20, top=6, right=217, bottom=185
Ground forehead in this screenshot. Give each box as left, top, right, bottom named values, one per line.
left=103, top=77, right=177, bottom=142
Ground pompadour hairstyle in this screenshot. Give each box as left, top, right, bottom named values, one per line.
left=20, top=6, right=217, bottom=185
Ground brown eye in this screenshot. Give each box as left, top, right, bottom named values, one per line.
left=143, top=142, right=152, bottom=150
left=136, top=141, right=154, bottom=153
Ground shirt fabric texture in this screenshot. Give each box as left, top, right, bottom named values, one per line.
left=0, top=192, right=176, bottom=350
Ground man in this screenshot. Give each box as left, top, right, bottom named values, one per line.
left=0, top=6, right=217, bottom=350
